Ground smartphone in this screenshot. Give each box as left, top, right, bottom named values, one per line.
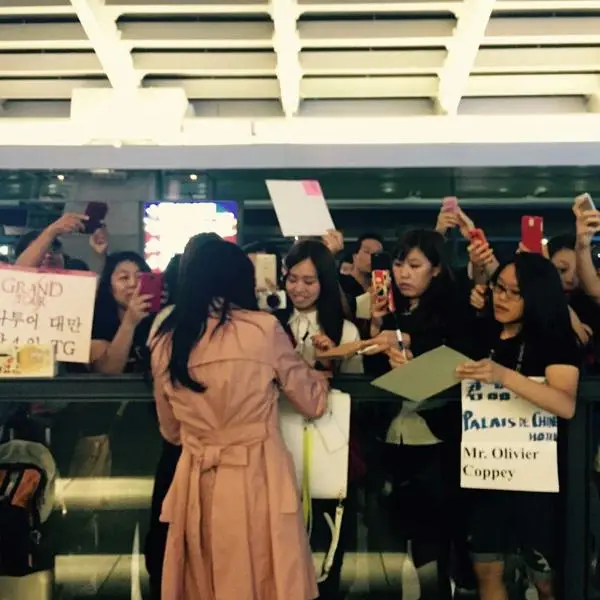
left=371, top=251, right=392, bottom=272
left=83, top=202, right=108, bottom=234
left=521, top=216, right=544, bottom=254
left=469, top=228, right=488, bottom=246
left=442, top=196, right=458, bottom=213
left=371, top=251, right=395, bottom=311
left=139, top=272, right=163, bottom=314
left=579, top=193, right=596, bottom=212
left=253, top=253, right=277, bottom=291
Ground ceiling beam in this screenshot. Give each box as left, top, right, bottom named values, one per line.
left=2, top=17, right=600, bottom=52
left=0, top=0, right=74, bottom=15
left=297, top=0, right=600, bottom=11
left=269, top=0, right=302, bottom=116
left=1, top=74, right=596, bottom=101
left=104, top=0, right=268, bottom=16
left=436, top=0, right=496, bottom=115
left=69, top=0, right=141, bottom=91
left=2, top=47, right=598, bottom=79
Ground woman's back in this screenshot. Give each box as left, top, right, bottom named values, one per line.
left=151, top=308, right=328, bottom=600
left=153, top=310, right=322, bottom=432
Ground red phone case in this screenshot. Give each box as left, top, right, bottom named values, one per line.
left=83, top=202, right=108, bottom=234
left=139, top=272, right=163, bottom=313
left=521, top=216, right=544, bottom=254
left=469, top=228, right=487, bottom=246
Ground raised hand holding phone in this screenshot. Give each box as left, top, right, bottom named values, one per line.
left=574, top=193, right=596, bottom=216
left=124, top=287, right=153, bottom=326
left=370, top=252, right=393, bottom=332
left=436, top=198, right=461, bottom=235
left=48, top=213, right=87, bottom=237
left=83, top=202, right=108, bottom=235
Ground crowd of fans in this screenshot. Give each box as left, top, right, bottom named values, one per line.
left=3, top=195, right=600, bottom=600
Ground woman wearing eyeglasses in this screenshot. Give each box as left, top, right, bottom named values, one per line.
left=456, top=252, right=581, bottom=600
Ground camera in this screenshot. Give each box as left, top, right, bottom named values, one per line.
left=257, top=290, right=287, bottom=312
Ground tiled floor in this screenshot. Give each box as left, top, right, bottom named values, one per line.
left=0, top=473, right=551, bottom=599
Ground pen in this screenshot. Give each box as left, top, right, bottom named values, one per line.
left=299, top=329, right=310, bottom=352
left=395, top=328, right=407, bottom=361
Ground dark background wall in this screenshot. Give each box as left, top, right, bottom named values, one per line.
left=0, top=166, right=598, bottom=261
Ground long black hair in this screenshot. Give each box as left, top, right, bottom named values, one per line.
left=155, top=235, right=258, bottom=392
left=390, top=229, right=455, bottom=319
left=492, top=252, right=577, bottom=349
left=282, top=239, right=345, bottom=346
left=94, top=251, right=150, bottom=328
left=547, top=233, right=576, bottom=258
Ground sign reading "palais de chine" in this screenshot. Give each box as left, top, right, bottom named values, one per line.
left=0, top=264, right=97, bottom=363
left=461, top=379, right=559, bottom=493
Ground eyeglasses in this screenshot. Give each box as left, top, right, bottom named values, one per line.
left=491, top=280, right=521, bottom=301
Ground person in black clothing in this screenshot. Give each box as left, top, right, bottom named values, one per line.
left=339, top=232, right=383, bottom=298
left=90, top=251, right=154, bottom=373
left=365, top=229, right=475, bottom=600
left=457, top=252, right=580, bottom=600
left=84, top=252, right=158, bottom=476
left=548, top=234, right=600, bottom=368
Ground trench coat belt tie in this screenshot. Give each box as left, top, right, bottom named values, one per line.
left=160, top=422, right=295, bottom=600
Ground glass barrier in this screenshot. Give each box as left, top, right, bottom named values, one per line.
left=0, top=375, right=592, bottom=600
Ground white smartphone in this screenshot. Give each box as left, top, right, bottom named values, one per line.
left=253, top=253, right=277, bottom=290
left=580, top=193, right=596, bottom=212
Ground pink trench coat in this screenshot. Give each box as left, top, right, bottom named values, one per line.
left=150, top=310, right=329, bottom=600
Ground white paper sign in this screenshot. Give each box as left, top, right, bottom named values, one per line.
left=461, top=379, right=559, bottom=493
left=0, top=265, right=97, bottom=363
left=266, top=180, right=335, bottom=237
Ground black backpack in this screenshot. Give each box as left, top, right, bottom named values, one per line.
left=0, top=441, right=55, bottom=576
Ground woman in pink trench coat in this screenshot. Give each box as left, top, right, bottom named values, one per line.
left=150, top=235, right=329, bottom=600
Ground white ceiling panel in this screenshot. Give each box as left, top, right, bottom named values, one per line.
left=0, top=0, right=599, bottom=152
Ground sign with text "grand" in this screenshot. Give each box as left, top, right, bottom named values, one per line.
left=0, top=265, right=97, bottom=363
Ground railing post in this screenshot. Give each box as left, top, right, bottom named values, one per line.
left=563, top=394, right=590, bottom=600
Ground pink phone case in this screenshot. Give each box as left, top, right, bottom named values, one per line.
left=442, top=197, right=458, bottom=213
left=139, top=272, right=163, bottom=313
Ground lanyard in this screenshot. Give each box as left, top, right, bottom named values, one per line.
left=489, top=342, right=525, bottom=374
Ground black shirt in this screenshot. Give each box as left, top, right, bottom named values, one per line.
left=569, top=291, right=600, bottom=373
left=92, top=312, right=154, bottom=373
left=339, top=274, right=366, bottom=299
left=488, top=332, right=580, bottom=378
left=484, top=331, right=581, bottom=487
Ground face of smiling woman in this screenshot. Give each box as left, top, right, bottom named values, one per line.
left=286, top=258, right=320, bottom=311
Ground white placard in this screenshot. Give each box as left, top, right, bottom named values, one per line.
left=0, top=265, right=97, bottom=363
left=266, top=180, right=335, bottom=237
left=461, top=378, right=559, bottom=493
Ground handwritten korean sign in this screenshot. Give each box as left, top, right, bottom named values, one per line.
left=461, top=379, right=559, bottom=493
left=0, top=264, right=97, bottom=363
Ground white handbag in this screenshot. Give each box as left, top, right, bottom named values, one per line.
left=279, top=389, right=350, bottom=583
left=279, top=388, right=351, bottom=500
